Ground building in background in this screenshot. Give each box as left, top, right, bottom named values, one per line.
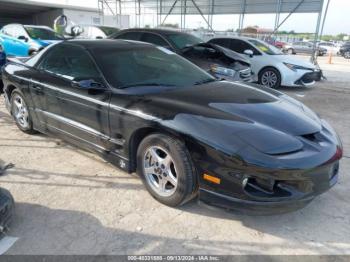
left=0, top=0, right=129, bottom=29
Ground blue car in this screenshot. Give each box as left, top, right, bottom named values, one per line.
left=0, top=24, right=63, bottom=56
left=0, top=47, right=6, bottom=93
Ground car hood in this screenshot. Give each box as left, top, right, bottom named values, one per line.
left=33, top=39, right=61, bottom=47
left=273, top=55, right=316, bottom=69
left=187, top=43, right=251, bottom=65
left=138, top=81, right=322, bottom=155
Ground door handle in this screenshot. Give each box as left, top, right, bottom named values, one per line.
left=31, top=84, right=42, bottom=91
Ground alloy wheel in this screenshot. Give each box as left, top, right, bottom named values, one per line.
left=345, top=52, right=350, bottom=59
left=12, top=94, right=30, bottom=129
left=143, top=146, right=178, bottom=197
left=261, top=71, right=278, bottom=88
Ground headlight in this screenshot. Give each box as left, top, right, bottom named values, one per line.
left=210, top=64, right=236, bottom=77
left=283, top=63, right=313, bottom=72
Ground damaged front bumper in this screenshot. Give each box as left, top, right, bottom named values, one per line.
left=294, top=70, right=323, bottom=86
left=199, top=160, right=340, bottom=215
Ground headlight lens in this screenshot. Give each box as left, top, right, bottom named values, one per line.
left=283, top=62, right=313, bottom=72
left=210, top=64, right=236, bottom=77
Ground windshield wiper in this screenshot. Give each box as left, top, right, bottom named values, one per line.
left=119, top=83, right=176, bottom=89
left=194, top=78, right=217, bottom=85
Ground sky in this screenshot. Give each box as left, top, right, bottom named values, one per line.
left=32, top=0, right=350, bottom=35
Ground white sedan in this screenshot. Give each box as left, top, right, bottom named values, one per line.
left=208, top=37, right=321, bottom=89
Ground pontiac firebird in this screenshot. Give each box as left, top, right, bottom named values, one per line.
left=1, top=40, right=343, bottom=214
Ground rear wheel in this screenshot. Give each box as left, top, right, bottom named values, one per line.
left=287, top=48, right=294, bottom=55
left=344, top=51, right=350, bottom=59
left=137, top=133, right=197, bottom=207
left=10, top=90, right=35, bottom=134
left=259, top=67, right=281, bottom=89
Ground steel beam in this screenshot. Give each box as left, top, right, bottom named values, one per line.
left=272, top=0, right=306, bottom=34
left=238, top=0, right=246, bottom=33
left=161, top=0, right=179, bottom=25
left=190, top=0, right=214, bottom=32
left=311, top=0, right=325, bottom=63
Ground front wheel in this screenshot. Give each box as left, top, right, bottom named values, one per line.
left=259, top=67, right=281, bottom=89
left=137, top=133, right=197, bottom=207
left=10, top=90, right=35, bottom=134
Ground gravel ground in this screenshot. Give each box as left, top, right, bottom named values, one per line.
left=0, top=55, right=349, bottom=255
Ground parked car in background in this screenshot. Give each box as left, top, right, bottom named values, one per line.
left=0, top=24, right=63, bottom=56
left=111, top=29, right=253, bottom=82
left=208, top=37, right=321, bottom=89
left=75, top=25, right=119, bottom=39
left=273, top=40, right=286, bottom=49
left=339, top=42, right=350, bottom=59
left=319, top=42, right=340, bottom=55
left=0, top=47, right=5, bottom=93
left=1, top=40, right=342, bottom=214
left=283, top=41, right=327, bottom=56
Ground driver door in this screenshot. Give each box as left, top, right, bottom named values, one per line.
left=36, top=44, right=111, bottom=151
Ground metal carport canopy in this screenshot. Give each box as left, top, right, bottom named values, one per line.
left=135, top=0, right=324, bottom=15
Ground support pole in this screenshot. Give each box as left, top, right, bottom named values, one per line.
left=311, top=0, right=325, bottom=64
left=184, top=0, right=187, bottom=29
left=238, top=0, right=246, bottom=34
left=138, top=0, right=141, bottom=27
left=161, top=0, right=179, bottom=25
left=274, top=0, right=282, bottom=31
left=190, top=0, right=214, bottom=32
left=319, top=0, right=331, bottom=39
left=272, top=0, right=306, bottom=34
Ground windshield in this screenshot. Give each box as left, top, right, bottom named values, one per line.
left=248, top=39, right=283, bottom=55
left=165, top=33, right=203, bottom=50
left=25, top=26, right=63, bottom=40
left=99, top=26, right=119, bottom=36
left=93, top=46, right=215, bottom=88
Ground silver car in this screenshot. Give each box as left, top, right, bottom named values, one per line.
left=284, top=41, right=327, bottom=56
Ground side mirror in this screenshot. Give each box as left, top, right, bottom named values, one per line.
left=244, top=49, right=254, bottom=57
left=70, top=25, right=84, bottom=37
left=71, top=79, right=105, bottom=90
left=18, top=35, right=28, bottom=42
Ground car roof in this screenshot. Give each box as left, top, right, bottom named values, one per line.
left=117, top=28, right=192, bottom=36
left=24, top=25, right=53, bottom=30
left=78, top=24, right=117, bottom=28
left=210, top=36, right=256, bottom=42
left=63, top=39, right=153, bottom=50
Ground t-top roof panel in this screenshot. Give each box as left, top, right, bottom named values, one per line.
left=135, top=0, right=323, bottom=15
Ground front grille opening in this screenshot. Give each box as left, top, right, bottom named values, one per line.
left=244, top=177, right=292, bottom=198
left=301, top=132, right=320, bottom=142
left=330, top=162, right=340, bottom=180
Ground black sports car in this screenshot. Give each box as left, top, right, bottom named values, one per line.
left=110, top=29, right=253, bottom=82
left=1, top=40, right=343, bottom=214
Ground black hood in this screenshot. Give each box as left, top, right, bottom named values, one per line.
left=130, top=81, right=322, bottom=155
left=183, top=43, right=251, bottom=66
left=145, top=81, right=321, bottom=135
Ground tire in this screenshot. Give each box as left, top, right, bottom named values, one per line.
left=10, top=90, right=35, bottom=134
left=259, top=67, right=281, bottom=89
left=344, top=51, right=350, bottom=59
left=287, top=48, right=294, bottom=55
left=137, top=133, right=197, bottom=207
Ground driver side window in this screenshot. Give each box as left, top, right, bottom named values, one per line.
left=230, top=39, right=260, bottom=55
left=38, top=45, right=100, bottom=80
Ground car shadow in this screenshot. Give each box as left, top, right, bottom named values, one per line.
left=5, top=202, right=349, bottom=255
